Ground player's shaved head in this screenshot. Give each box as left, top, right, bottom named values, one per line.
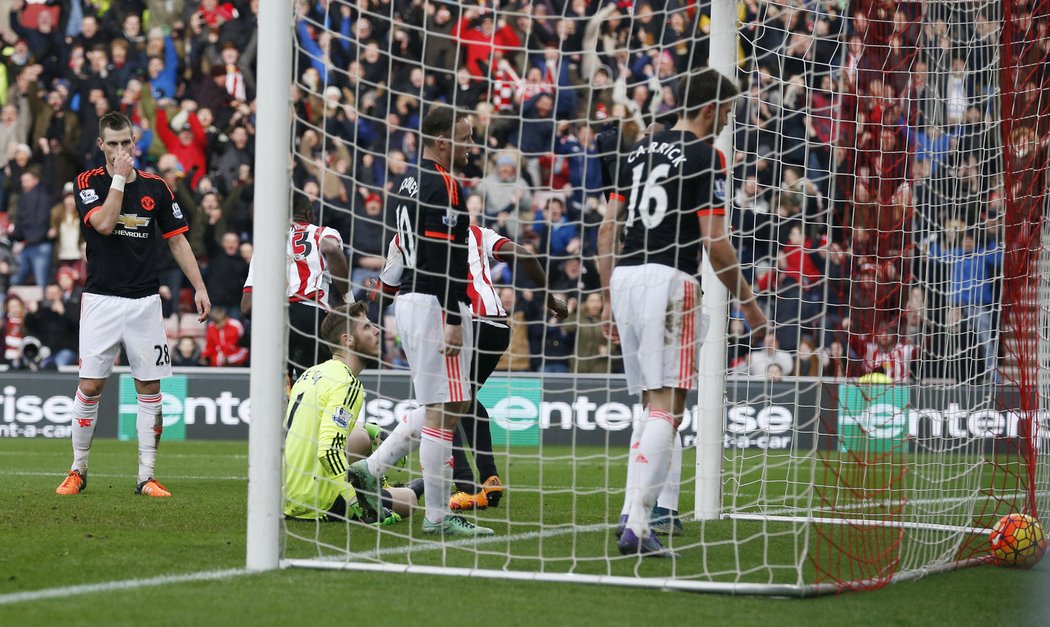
left=99, top=111, right=132, bottom=138
left=421, top=105, right=457, bottom=147
left=680, top=68, right=739, bottom=120
left=291, top=192, right=312, bottom=221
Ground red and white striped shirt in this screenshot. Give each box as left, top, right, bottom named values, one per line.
left=491, top=61, right=520, bottom=112
left=378, top=225, right=512, bottom=317
left=861, top=340, right=916, bottom=383
left=243, top=221, right=343, bottom=310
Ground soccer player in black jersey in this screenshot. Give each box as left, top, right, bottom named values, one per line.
left=348, top=106, right=494, bottom=536
left=598, top=68, right=767, bottom=556
left=56, top=112, right=211, bottom=498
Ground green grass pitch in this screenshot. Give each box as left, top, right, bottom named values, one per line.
left=0, top=439, right=1046, bottom=626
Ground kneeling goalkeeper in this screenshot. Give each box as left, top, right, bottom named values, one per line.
left=283, top=302, right=419, bottom=523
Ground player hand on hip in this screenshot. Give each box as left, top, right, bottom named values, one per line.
left=112, top=149, right=135, bottom=178
left=547, top=295, right=569, bottom=320
left=443, top=323, right=462, bottom=357
left=195, top=288, right=212, bottom=323
left=741, top=300, right=768, bottom=344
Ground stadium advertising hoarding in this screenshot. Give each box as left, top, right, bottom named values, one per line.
left=0, top=372, right=1045, bottom=454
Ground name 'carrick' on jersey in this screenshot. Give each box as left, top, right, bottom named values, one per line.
left=75, top=167, right=189, bottom=298
left=614, top=130, right=727, bottom=277
left=391, top=158, right=470, bottom=325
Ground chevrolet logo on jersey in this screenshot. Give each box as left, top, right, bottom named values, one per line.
left=116, top=214, right=151, bottom=229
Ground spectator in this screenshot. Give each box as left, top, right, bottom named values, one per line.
left=25, top=283, right=78, bottom=369
left=540, top=291, right=575, bottom=373
left=727, top=317, right=751, bottom=371
left=205, top=232, right=250, bottom=319
left=55, top=266, right=82, bottom=305
left=155, top=101, right=208, bottom=188
left=494, top=287, right=531, bottom=372
left=2, top=295, right=26, bottom=368
left=475, top=153, right=532, bottom=219
left=0, top=228, right=14, bottom=309
left=794, top=336, right=824, bottom=377
left=171, top=335, right=203, bottom=368
left=350, top=191, right=389, bottom=301
left=200, top=306, right=248, bottom=367
left=860, top=323, right=914, bottom=381
left=451, top=6, right=521, bottom=79
left=0, top=103, right=30, bottom=209
left=211, top=125, right=252, bottom=195
left=533, top=196, right=577, bottom=260
left=926, top=229, right=1002, bottom=380
left=518, top=92, right=556, bottom=183
left=11, top=168, right=54, bottom=287
left=765, top=362, right=784, bottom=382
left=745, top=335, right=794, bottom=377
left=574, top=291, right=610, bottom=374
left=50, top=182, right=84, bottom=277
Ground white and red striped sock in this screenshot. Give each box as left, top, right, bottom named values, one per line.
left=71, top=388, right=101, bottom=474
left=420, top=425, right=454, bottom=524
left=137, top=393, right=163, bottom=483
left=627, top=409, right=676, bottom=536
left=367, top=406, right=425, bottom=478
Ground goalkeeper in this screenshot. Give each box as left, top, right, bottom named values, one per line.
left=283, top=301, right=420, bottom=523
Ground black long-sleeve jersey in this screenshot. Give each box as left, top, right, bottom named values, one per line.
left=391, top=158, right=470, bottom=325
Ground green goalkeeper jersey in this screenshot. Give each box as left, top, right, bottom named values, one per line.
left=283, top=359, right=364, bottom=519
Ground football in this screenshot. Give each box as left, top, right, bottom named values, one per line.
left=989, top=513, right=1048, bottom=568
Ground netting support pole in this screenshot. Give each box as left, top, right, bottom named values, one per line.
left=695, top=0, right=736, bottom=521
left=245, top=0, right=292, bottom=572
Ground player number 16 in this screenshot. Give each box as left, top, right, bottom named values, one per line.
left=626, top=163, right=670, bottom=229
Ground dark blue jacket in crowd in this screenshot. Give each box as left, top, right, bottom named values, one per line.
left=15, top=186, right=54, bottom=245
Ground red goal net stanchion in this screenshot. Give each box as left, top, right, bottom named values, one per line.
left=979, top=0, right=1048, bottom=535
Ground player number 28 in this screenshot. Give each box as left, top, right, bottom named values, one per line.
left=626, top=163, right=670, bottom=229
left=154, top=344, right=170, bottom=366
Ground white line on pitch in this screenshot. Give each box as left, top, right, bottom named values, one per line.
left=298, top=520, right=624, bottom=563
left=0, top=469, right=622, bottom=491
left=2, top=470, right=246, bottom=481
left=0, top=569, right=250, bottom=606
left=0, top=451, right=249, bottom=460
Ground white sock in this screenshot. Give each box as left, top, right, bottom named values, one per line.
left=627, top=409, right=675, bottom=536
left=420, top=426, right=454, bottom=523
left=71, top=388, right=101, bottom=474
left=366, top=406, right=425, bottom=478
left=656, top=431, right=682, bottom=512
left=619, top=410, right=647, bottom=519
left=136, top=393, right=163, bottom=483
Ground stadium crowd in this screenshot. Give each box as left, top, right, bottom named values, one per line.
left=0, top=0, right=1012, bottom=384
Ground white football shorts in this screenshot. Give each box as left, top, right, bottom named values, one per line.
left=611, top=264, right=710, bottom=396
left=395, top=292, right=474, bottom=405
left=79, top=293, right=172, bottom=381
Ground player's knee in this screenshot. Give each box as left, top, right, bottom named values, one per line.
left=345, top=427, right=372, bottom=463
left=78, top=379, right=105, bottom=397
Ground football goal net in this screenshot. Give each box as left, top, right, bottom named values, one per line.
left=246, top=0, right=1050, bottom=595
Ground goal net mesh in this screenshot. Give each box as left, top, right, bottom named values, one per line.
left=273, top=0, right=1049, bottom=594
